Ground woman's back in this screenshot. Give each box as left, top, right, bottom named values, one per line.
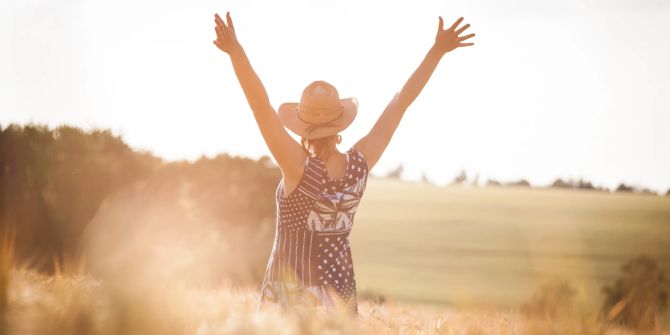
left=259, top=146, right=369, bottom=314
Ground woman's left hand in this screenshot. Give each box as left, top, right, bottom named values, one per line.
left=213, top=12, right=241, bottom=55
left=433, top=16, right=475, bottom=55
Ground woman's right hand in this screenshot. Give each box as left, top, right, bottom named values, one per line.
left=213, top=12, right=241, bottom=55
left=433, top=16, right=475, bottom=56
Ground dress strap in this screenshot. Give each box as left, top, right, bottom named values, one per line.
left=296, top=154, right=324, bottom=200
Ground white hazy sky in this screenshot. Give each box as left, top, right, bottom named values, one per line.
left=1, top=0, right=669, bottom=193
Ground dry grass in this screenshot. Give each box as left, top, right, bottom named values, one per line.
left=3, top=269, right=665, bottom=335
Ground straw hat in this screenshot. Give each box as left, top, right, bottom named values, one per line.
left=278, top=80, right=358, bottom=139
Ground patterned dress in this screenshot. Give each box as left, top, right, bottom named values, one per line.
left=259, top=146, right=369, bottom=314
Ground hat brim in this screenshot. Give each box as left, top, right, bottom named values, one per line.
left=278, top=97, right=358, bottom=139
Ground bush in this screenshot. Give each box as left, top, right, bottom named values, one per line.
left=521, top=279, right=577, bottom=319
left=602, top=255, right=668, bottom=331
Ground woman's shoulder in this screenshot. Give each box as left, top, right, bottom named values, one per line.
left=276, top=152, right=320, bottom=200
left=347, top=146, right=369, bottom=175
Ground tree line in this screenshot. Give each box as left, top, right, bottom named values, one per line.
left=383, top=165, right=668, bottom=196
left=0, top=124, right=281, bottom=281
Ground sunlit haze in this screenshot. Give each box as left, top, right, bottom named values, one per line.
left=2, top=0, right=669, bottom=192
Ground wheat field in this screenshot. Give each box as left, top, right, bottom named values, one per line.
left=3, top=179, right=669, bottom=334
left=3, top=269, right=652, bottom=335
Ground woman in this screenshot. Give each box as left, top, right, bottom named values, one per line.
left=212, top=11, right=474, bottom=315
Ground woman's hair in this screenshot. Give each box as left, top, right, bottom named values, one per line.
left=300, top=134, right=339, bottom=159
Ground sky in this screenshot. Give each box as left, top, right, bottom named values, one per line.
left=1, top=0, right=669, bottom=193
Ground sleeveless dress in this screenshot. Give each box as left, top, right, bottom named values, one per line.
left=258, top=146, right=369, bottom=314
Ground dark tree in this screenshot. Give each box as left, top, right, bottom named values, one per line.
left=485, top=179, right=502, bottom=187
left=0, top=124, right=281, bottom=280
left=551, top=179, right=570, bottom=188
left=506, top=179, right=531, bottom=187
left=450, top=170, right=467, bottom=185
left=616, top=183, right=635, bottom=193
left=420, top=172, right=433, bottom=185
left=602, top=255, right=668, bottom=331
left=385, top=164, right=404, bottom=180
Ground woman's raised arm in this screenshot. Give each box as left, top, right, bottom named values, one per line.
left=213, top=12, right=305, bottom=179
left=353, top=16, right=475, bottom=171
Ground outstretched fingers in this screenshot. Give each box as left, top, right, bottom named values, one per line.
left=213, top=13, right=229, bottom=49
left=448, top=17, right=464, bottom=31
left=226, top=11, right=235, bottom=31
left=455, top=23, right=470, bottom=35
left=452, top=18, right=475, bottom=47
left=435, top=15, right=475, bottom=51
left=459, top=33, right=475, bottom=41
left=215, top=13, right=225, bottom=28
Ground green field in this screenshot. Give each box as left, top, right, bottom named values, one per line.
left=350, top=178, right=670, bottom=308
